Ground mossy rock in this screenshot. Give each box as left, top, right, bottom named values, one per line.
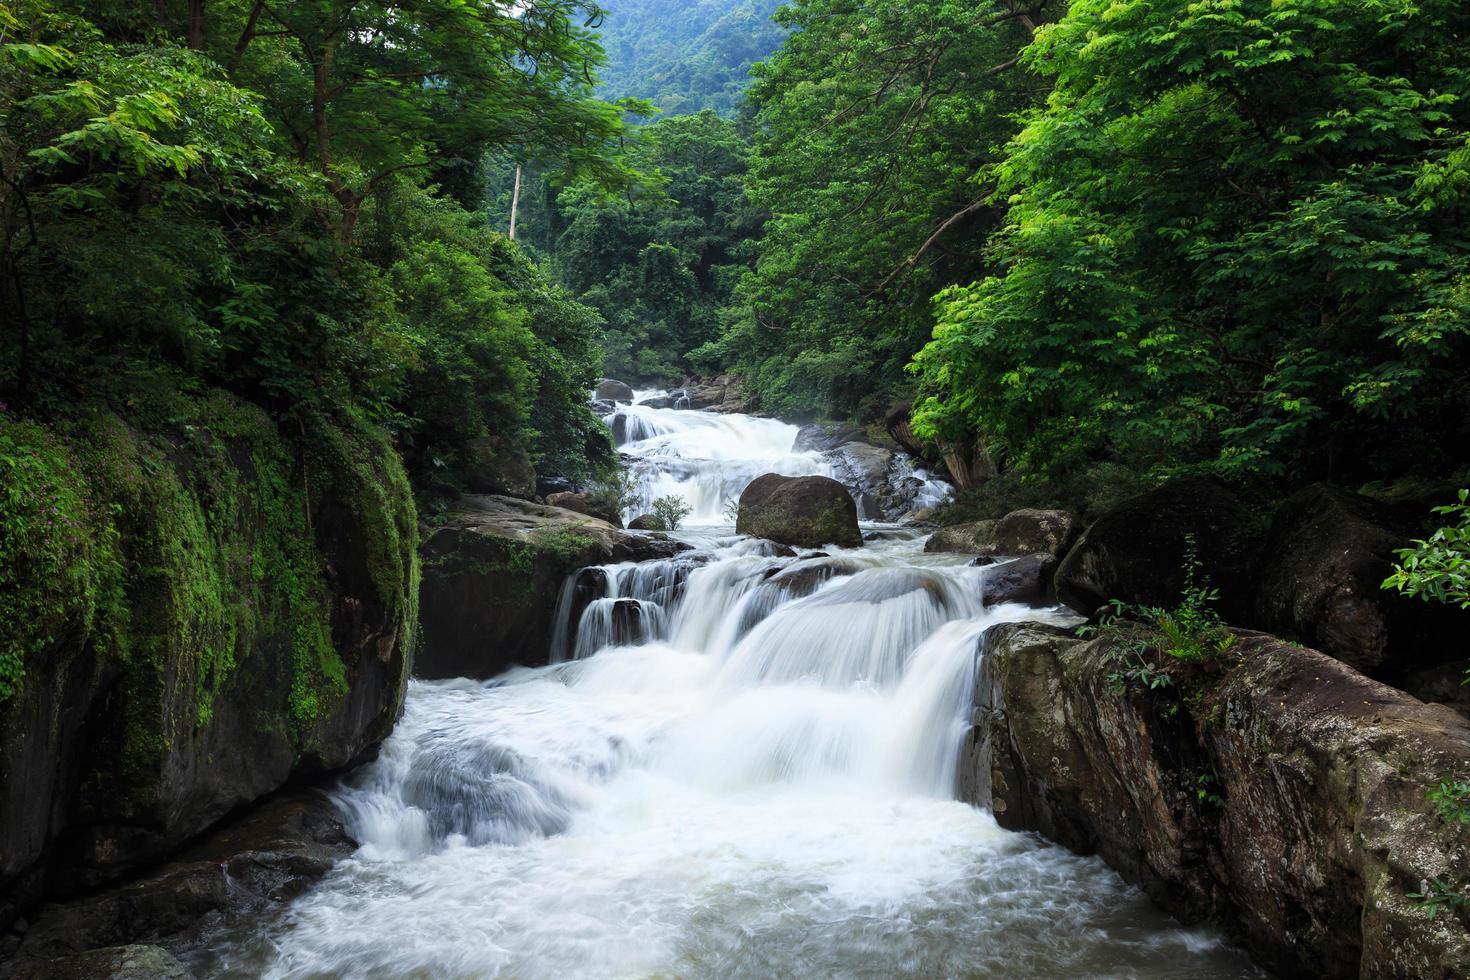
left=735, top=474, right=862, bottom=549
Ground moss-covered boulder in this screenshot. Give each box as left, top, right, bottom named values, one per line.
left=923, top=520, right=998, bottom=554
left=416, top=495, right=688, bottom=680
left=967, top=624, right=1470, bottom=977
left=0, top=393, right=417, bottom=922
left=735, top=474, right=861, bottom=549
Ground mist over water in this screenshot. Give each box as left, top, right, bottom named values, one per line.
left=200, top=404, right=1262, bottom=979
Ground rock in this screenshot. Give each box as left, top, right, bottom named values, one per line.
left=793, top=423, right=865, bottom=453
left=884, top=402, right=930, bottom=461
left=463, top=435, right=536, bottom=499
left=735, top=474, right=862, bottom=549
left=986, top=508, right=1079, bottom=558
left=536, top=475, right=579, bottom=498
left=0, top=404, right=415, bottom=927
left=416, top=495, right=688, bottom=680
left=628, top=514, right=666, bottom=531
left=636, top=394, right=677, bottom=410
left=764, top=557, right=864, bottom=597
left=1054, top=477, right=1261, bottom=622
left=924, top=521, right=998, bottom=554
left=594, top=379, right=635, bottom=403
left=979, top=554, right=1057, bottom=607
left=5, top=945, right=194, bottom=980
left=965, top=624, right=1470, bottom=978
left=1404, top=661, right=1470, bottom=720
left=5, top=790, right=352, bottom=975
left=824, top=442, right=895, bottom=518
left=588, top=398, right=616, bottom=416
left=1255, top=484, right=1463, bottom=680
left=546, top=491, right=621, bottom=527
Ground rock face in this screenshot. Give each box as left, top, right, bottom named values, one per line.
left=416, top=495, right=688, bottom=680
left=924, top=520, right=998, bottom=554
left=1255, top=484, right=1461, bottom=681
left=735, top=474, right=862, bottom=549
left=594, top=378, right=635, bottom=403
left=673, top=374, right=751, bottom=414
left=2, top=790, right=353, bottom=977
left=1054, top=477, right=1261, bottom=621
left=979, top=554, right=1058, bottom=607
left=988, top=509, right=1079, bottom=558
left=546, top=490, right=621, bottom=527
left=0, top=401, right=417, bottom=928
left=966, top=623, right=1470, bottom=978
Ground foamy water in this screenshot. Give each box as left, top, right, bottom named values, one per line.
left=195, top=407, right=1262, bottom=979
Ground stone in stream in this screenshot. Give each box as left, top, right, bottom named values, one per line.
left=4, top=945, right=194, bottom=980
left=416, top=495, right=688, bottom=680
left=963, top=623, right=1470, bottom=979
left=735, top=473, right=862, bottom=549
left=628, top=513, right=666, bottom=531
left=924, top=520, right=998, bottom=554
left=925, top=509, right=1080, bottom=559
left=546, top=490, right=622, bottom=527
left=594, top=378, right=635, bottom=403
left=978, top=554, right=1058, bottom=607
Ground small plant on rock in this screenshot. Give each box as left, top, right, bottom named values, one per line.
left=1408, top=878, right=1469, bottom=920
left=652, top=494, right=692, bottom=531
left=1384, top=490, right=1470, bottom=685
left=1429, top=780, right=1470, bottom=830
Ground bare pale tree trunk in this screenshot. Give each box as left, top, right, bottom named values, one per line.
left=508, top=163, right=522, bottom=240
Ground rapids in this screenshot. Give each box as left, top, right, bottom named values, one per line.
left=198, top=402, right=1262, bottom=979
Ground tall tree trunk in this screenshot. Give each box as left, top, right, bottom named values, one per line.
left=509, top=164, right=522, bottom=240
left=186, top=0, right=205, bottom=49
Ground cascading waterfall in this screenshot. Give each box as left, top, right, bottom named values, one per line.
left=199, top=403, right=1262, bottom=980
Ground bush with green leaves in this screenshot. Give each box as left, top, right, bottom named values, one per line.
left=652, top=494, right=692, bottom=531
left=1385, top=490, right=1470, bottom=610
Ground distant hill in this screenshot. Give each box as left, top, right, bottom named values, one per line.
left=593, top=0, right=786, bottom=116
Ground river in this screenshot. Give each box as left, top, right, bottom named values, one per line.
left=203, top=396, right=1261, bottom=978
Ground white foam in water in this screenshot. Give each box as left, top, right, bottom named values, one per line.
left=198, top=406, right=1264, bottom=980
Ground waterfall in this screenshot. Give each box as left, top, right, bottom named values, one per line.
left=207, top=402, right=1264, bottom=980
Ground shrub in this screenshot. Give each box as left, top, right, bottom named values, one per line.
left=652, top=494, right=692, bottom=531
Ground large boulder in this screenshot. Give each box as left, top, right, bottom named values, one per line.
left=0, top=401, right=416, bottom=926
left=966, top=623, right=1470, bottom=978
left=5, top=945, right=193, bottom=980
left=824, top=442, right=896, bottom=518
left=988, top=508, right=1079, bottom=558
left=979, top=554, right=1058, bottom=607
left=416, top=495, right=687, bottom=680
left=924, top=521, right=998, bottom=554
left=1054, top=477, right=1261, bottom=621
left=735, top=474, right=862, bottom=549
left=1255, top=484, right=1464, bottom=681
left=546, top=490, right=621, bottom=527
left=594, top=378, right=635, bottom=403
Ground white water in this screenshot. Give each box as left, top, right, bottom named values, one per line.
left=198, top=406, right=1262, bottom=979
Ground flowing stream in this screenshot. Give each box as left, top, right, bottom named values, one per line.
left=204, top=400, right=1261, bottom=979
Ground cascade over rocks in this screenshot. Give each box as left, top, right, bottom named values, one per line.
left=735, top=474, right=862, bottom=549
left=965, top=624, right=1470, bottom=978
left=594, top=379, right=635, bottom=403
left=1054, top=478, right=1261, bottom=621
left=416, top=495, right=688, bottom=680
left=1255, top=484, right=1462, bottom=681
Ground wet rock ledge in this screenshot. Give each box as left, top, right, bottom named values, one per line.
left=965, top=623, right=1470, bottom=979
left=416, top=495, right=689, bottom=679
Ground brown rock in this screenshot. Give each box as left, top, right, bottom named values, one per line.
left=735, top=474, right=862, bottom=549
left=965, top=624, right=1470, bottom=978
left=924, top=521, right=998, bottom=554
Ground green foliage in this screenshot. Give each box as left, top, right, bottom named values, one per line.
left=1429, top=780, right=1470, bottom=830
left=593, top=0, right=786, bottom=117
left=1385, top=490, right=1470, bottom=611
left=584, top=467, right=640, bottom=523
left=544, top=111, right=761, bottom=384
left=651, top=494, right=692, bottom=531
left=912, top=0, right=1470, bottom=486
left=1408, top=878, right=1469, bottom=920
left=1083, top=540, right=1235, bottom=694
left=716, top=0, right=1042, bottom=420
